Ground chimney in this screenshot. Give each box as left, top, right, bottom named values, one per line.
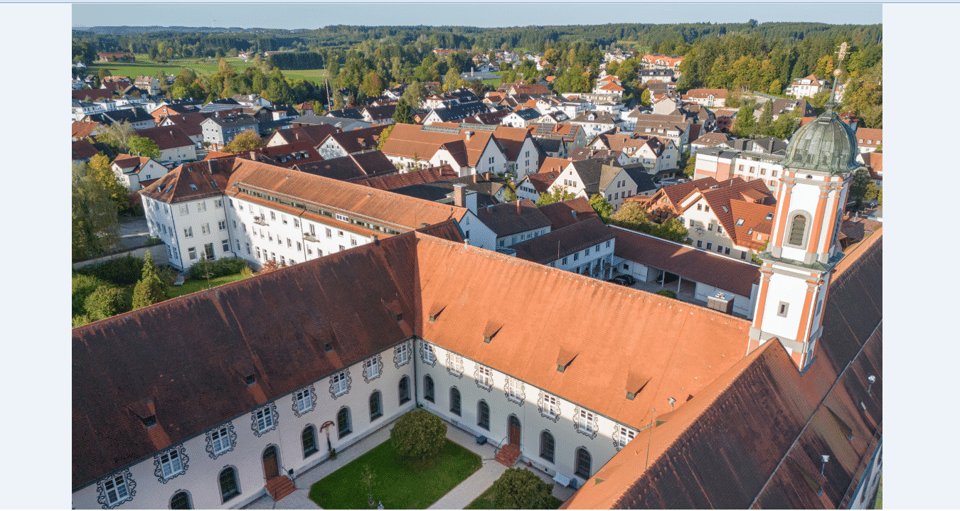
left=465, top=131, right=473, bottom=140
left=453, top=183, right=467, bottom=208
left=473, top=173, right=478, bottom=183
left=517, top=200, right=522, bottom=215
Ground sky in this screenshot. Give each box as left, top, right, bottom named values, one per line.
left=72, top=2, right=882, bottom=30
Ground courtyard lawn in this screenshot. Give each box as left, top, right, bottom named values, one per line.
left=166, top=273, right=248, bottom=299
left=309, top=439, right=481, bottom=509
left=465, top=481, right=563, bottom=510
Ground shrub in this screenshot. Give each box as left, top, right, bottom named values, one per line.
left=72, top=314, right=92, bottom=328
left=76, top=255, right=144, bottom=286
left=390, top=409, right=447, bottom=462
left=72, top=273, right=109, bottom=316
left=655, top=289, right=677, bottom=299
left=132, top=276, right=166, bottom=309
left=84, top=285, right=131, bottom=321
left=492, top=468, right=555, bottom=509
left=188, top=257, right=250, bottom=280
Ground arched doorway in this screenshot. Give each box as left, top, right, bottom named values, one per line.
left=262, top=445, right=280, bottom=480
left=508, top=414, right=521, bottom=447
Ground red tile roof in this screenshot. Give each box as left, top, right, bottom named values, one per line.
left=292, top=151, right=397, bottom=181
left=135, top=126, right=194, bottom=151
left=353, top=165, right=458, bottom=190
left=321, top=124, right=389, bottom=154
left=537, top=197, right=599, bottom=230
left=475, top=198, right=552, bottom=237
left=72, top=121, right=102, bottom=140
left=72, top=139, right=98, bottom=161
left=512, top=217, right=614, bottom=264
left=380, top=123, right=499, bottom=168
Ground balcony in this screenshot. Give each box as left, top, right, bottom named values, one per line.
left=253, top=216, right=269, bottom=226
left=303, top=232, right=320, bottom=243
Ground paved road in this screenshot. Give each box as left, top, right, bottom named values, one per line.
left=119, top=217, right=150, bottom=249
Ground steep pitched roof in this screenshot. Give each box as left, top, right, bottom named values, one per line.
left=537, top=197, right=599, bottom=230
left=523, top=171, right=561, bottom=195
left=72, top=121, right=102, bottom=139
left=380, top=123, right=499, bottom=168
left=72, top=139, right=98, bottom=160
left=352, top=165, right=459, bottom=190
left=111, top=154, right=154, bottom=174
left=139, top=157, right=239, bottom=203
left=475, top=198, right=552, bottom=237
left=135, top=126, right=194, bottom=150
left=159, top=113, right=205, bottom=138
left=563, top=232, right=882, bottom=509
left=252, top=141, right=323, bottom=168
left=293, top=151, right=396, bottom=181
left=322, top=124, right=389, bottom=154
left=512, top=217, right=615, bottom=264
left=269, top=125, right=338, bottom=146
left=659, top=177, right=720, bottom=209
left=681, top=178, right=775, bottom=249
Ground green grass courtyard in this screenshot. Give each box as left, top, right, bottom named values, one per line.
left=309, top=438, right=481, bottom=509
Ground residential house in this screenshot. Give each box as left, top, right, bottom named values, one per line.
left=231, top=94, right=273, bottom=108
left=675, top=177, right=776, bottom=260
left=157, top=113, right=206, bottom=147
left=265, top=125, right=339, bottom=148
left=639, top=69, right=675, bottom=85
left=589, top=133, right=679, bottom=173
left=149, top=101, right=201, bottom=122
left=72, top=139, right=99, bottom=164
left=200, top=113, right=260, bottom=150
left=110, top=154, right=169, bottom=190
left=72, top=121, right=103, bottom=141
left=537, top=197, right=600, bottom=230
left=549, top=158, right=653, bottom=212
left=361, top=104, right=397, bottom=125
left=97, top=107, right=157, bottom=130
left=199, top=98, right=242, bottom=113
left=855, top=128, right=882, bottom=153
left=501, top=108, right=542, bottom=129
left=689, top=132, right=731, bottom=154
left=135, top=126, right=198, bottom=164
left=293, top=113, right=371, bottom=132
left=249, top=142, right=324, bottom=168
left=380, top=123, right=508, bottom=176
left=634, top=177, right=720, bottom=220
left=421, top=102, right=490, bottom=126
left=694, top=147, right=784, bottom=194
left=315, top=125, right=389, bottom=160
left=528, top=123, right=588, bottom=152
left=632, top=114, right=692, bottom=150
left=567, top=111, right=619, bottom=139
left=134, top=75, right=161, bottom=95
left=512, top=217, right=616, bottom=279
left=641, top=53, right=684, bottom=71
left=785, top=74, right=827, bottom=99
left=683, top=88, right=728, bottom=108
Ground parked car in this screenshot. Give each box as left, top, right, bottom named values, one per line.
left=608, top=275, right=636, bottom=287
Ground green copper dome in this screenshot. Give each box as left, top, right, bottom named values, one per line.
left=780, top=108, right=861, bottom=175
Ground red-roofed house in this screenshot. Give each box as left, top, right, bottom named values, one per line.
left=675, top=178, right=776, bottom=259
left=111, top=154, right=169, bottom=190
left=135, top=126, right=198, bottom=164
left=785, top=74, right=827, bottom=99
left=855, top=128, right=882, bottom=153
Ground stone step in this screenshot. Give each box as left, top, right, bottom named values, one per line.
left=494, top=444, right=521, bottom=468
left=265, top=475, right=296, bottom=502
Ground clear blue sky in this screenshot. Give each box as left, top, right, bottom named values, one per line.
left=73, top=3, right=881, bottom=30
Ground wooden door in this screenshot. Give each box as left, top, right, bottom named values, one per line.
left=508, top=415, right=521, bottom=446
left=263, top=446, right=279, bottom=479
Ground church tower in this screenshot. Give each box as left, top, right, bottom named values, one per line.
left=748, top=59, right=863, bottom=371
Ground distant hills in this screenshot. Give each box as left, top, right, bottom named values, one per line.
left=72, top=26, right=280, bottom=34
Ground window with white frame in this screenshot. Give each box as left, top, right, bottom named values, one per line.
left=254, top=406, right=275, bottom=433
left=422, top=343, right=436, bottom=364
left=295, top=388, right=313, bottom=414
left=363, top=357, right=380, bottom=380
left=219, top=220, right=227, bottom=230
left=542, top=393, right=559, bottom=419
left=395, top=343, right=410, bottom=366
left=617, top=426, right=636, bottom=448
left=477, top=366, right=493, bottom=389
left=447, top=353, right=464, bottom=376
left=201, top=223, right=210, bottom=235
left=101, top=473, right=132, bottom=507
left=210, top=426, right=231, bottom=455
left=506, top=378, right=524, bottom=404
left=179, top=204, right=189, bottom=215
left=578, top=409, right=596, bottom=435
left=158, top=448, right=183, bottom=479
left=197, top=201, right=206, bottom=212
left=184, top=227, right=193, bottom=238
left=332, top=371, right=349, bottom=396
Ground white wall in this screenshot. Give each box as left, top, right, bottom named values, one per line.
left=71, top=342, right=417, bottom=510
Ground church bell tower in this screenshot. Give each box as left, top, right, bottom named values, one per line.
left=748, top=46, right=864, bottom=371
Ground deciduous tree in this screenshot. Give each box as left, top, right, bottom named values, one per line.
left=128, top=136, right=161, bottom=160
left=589, top=194, right=613, bottom=222
left=223, top=129, right=264, bottom=153
left=535, top=186, right=575, bottom=206
left=492, top=468, right=555, bottom=510
left=390, top=409, right=447, bottom=463
left=72, top=162, right=122, bottom=261
left=98, top=121, right=136, bottom=153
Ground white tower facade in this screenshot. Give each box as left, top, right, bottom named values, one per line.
left=748, top=96, right=863, bottom=371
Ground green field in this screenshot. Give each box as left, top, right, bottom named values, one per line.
left=309, top=439, right=481, bottom=509
left=87, top=54, right=329, bottom=85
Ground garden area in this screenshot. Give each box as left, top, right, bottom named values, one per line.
left=72, top=254, right=251, bottom=327
left=466, top=468, right=563, bottom=510
left=309, top=410, right=480, bottom=509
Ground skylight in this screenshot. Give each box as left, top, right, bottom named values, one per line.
left=765, top=213, right=774, bottom=221
left=736, top=218, right=745, bottom=226
left=188, top=184, right=198, bottom=191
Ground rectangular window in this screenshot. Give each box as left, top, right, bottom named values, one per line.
left=478, top=366, right=493, bottom=388
left=179, top=204, right=189, bottom=215
left=364, top=357, right=380, bottom=379
left=222, top=239, right=230, bottom=252
left=717, top=245, right=723, bottom=253
left=397, top=343, right=409, bottom=365
left=708, top=223, right=713, bottom=231
left=718, top=225, right=723, bottom=234
left=580, top=409, right=595, bottom=434
left=159, top=449, right=182, bottom=479
left=255, top=407, right=274, bottom=433
left=297, top=242, right=302, bottom=251
left=618, top=427, right=636, bottom=448
left=219, top=220, right=227, bottom=230
left=573, top=252, right=579, bottom=261
left=246, top=243, right=251, bottom=255
left=696, top=240, right=702, bottom=248
left=197, top=201, right=206, bottom=212
left=282, top=214, right=288, bottom=225
left=287, top=238, right=292, bottom=248
left=332, top=372, right=348, bottom=396
left=214, top=199, right=223, bottom=208
left=188, top=247, right=197, bottom=260
left=103, top=475, right=130, bottom=506
left=270, top=211, right=276, bottom=220
left=296, top=389, right=313, bottom=413
left=562, top=257, right=568, bottom=265
left=184, top=227, right=193, bottom=238
left=778, top=302, right=789, bottom=317
left=544, top=394, right=559, bottom=418
left=211, top=426, right=231, bottom=454
left=697, top=204, right=702, bottom=211
left=706, top=243, right=712, bottom=250
left=294, top=219, right=300, bottom=228
left=508, top=379, right=522, bottom=401
left=201, top=223, right=210, bottom=235
left=423, top=344, right=436, bottom=364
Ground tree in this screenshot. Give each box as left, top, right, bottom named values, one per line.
left=756, top=101, right=774, bottom=137
left=535, top=186, right=575, bottom=206
left=651, top=217, right=691, bottom=244
left=444, top=68, right=461, bottom=90
left=361, top=71, right=384, bottom=98
left=73, top=162, right=122, bottom=261
left=683, top=151, right=697, bottom=177
left=376, top=124, right=394, bottom=151
left=393, top=98, right=414, bottom=125
left=731, top=101, right=756, bottom=138
left=848, top=168, right=873, bottom=207
left=132, top=252, right=167, bottom=309
left=128, top=136, right=161, bottom=160
left=87, top=154, right=131, bottom=213
left=589, top=194, right=613, bottom=222
left=492, top=468, right=555, bottom=509
left=223, top=129, right=264, bottom=153
left=609, top=201, right=650, bottom=231
left=98, top=121, right=136, bottom=153
left=390, top=409, right=447, bottom=463
left=84, top=285, right=129, bottom=321
left=640, top=88, right=651, bottom=107
left=402, top=80, right=427, bottom=108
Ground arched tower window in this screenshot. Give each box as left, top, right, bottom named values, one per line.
left=788, top=214, right=807, bottom=246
